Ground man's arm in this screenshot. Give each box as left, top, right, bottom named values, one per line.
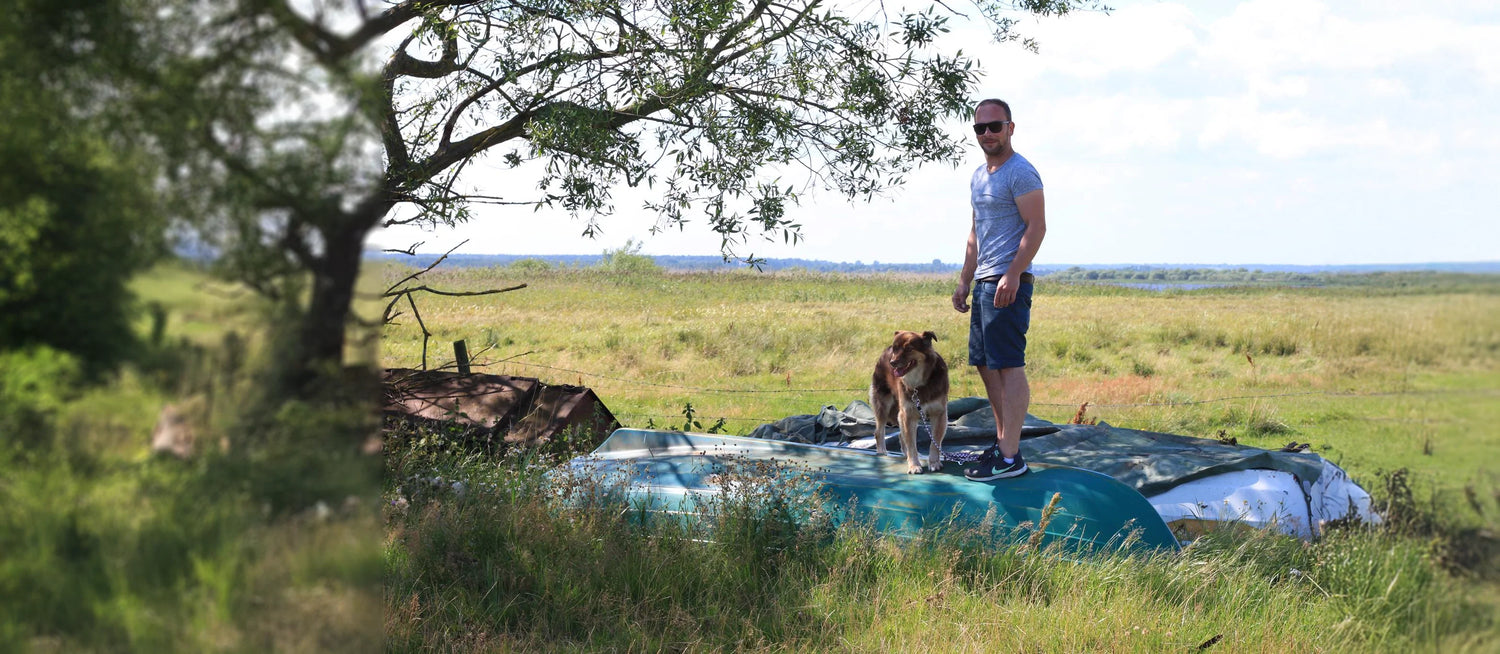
left=994, top=189, right=1046, bottom=308
left=953, top=211, right=979, bottom=313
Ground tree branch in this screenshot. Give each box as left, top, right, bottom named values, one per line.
left=257, top=0, right=484, bottom=66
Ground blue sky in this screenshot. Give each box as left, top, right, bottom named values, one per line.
left=367, top=0, right=1500, bottom=266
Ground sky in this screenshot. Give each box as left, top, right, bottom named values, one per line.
left=365, top=0, right=1500, bottom=266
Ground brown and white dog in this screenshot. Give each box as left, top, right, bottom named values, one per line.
left=870, top=330, right=950, bottom=473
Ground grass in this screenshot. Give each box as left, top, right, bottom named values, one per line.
left=0, top=261, right=381, bottom=652
left=377, top=264, right=1500, bottom=506
left=378, top=262, right=1500, bottom=652
left=384, top=435, right=1491, bottom=652
left=7, top=261, right=1496, bottom=651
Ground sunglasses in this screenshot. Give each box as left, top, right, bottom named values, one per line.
left=972, top=120, right=1012, bottom=135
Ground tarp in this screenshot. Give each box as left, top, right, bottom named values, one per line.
left=750, top=398, right=1326, bottom=497
left=752, top=397, right=1382, bottom=541
left=565, top=429, right=1181, bottom=554
left=1148, top=459, right=1380, bottom=540
left=382, top=368, right=620, bottom=453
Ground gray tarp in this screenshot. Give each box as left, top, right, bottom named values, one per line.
left=749, top=397, right=1324, bottom=497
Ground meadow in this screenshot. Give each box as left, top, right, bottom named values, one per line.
left=5, top=260, right=1496, bottom=651
left=0, top=264, right=382, bottom=652
left=378, top=263, right=1500, bottom=503
left=381, top=261, right=1500, bottom=652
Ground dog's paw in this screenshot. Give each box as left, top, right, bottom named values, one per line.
left=906, top=464, right=925, bottom=474
left=927, top=461, right=944, bottom=473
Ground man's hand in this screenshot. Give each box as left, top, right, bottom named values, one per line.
left=952, top=282, right=971, bottom=313
left=993, top=272, right=1020, bottom=308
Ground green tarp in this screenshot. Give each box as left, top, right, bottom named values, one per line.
left=749, top=397, right=1325, bottom=497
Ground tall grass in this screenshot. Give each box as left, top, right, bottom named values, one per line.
left=377, top=263, right=1500, bottom=499
left=377, top=262, right=1500, bottom=651
left=384, top=431, right=1492, bottom=652
left=0, top=262, right=382, bottom=652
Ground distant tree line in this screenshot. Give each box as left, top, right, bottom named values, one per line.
left=1045, top=266, right=1500, bottom=292
left=367, top=253, right=1500, bottom=286
left=369, top=251, right=963, bottom=274
left=1046, top=267, right=1323, bottom=284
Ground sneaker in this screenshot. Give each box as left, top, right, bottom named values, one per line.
left=964, top=446, right=1029, bottom=481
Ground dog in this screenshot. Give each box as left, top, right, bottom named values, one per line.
left=870, top=330, right=950, bottom=473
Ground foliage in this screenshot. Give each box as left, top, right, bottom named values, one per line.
left=74, top=0, right=1105, bottom=377
left=596, top=238, right=661, bottom=275
left=506, top=257, right=554, bottom=273
left=0, top=346, right=83, bottom=450
left=677, top=400, right=728, bottom=434
left=0, top=0, right=167, bottom=370
left=0, top=266, right=381, bottom=651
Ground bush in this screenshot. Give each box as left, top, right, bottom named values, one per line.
left=597, top=238, right=660, bottom=275
left=0, top=87, right=166, bottom=371
left=508, top=258, right=554, bottom=273
left=0, top=346, right=83, bottom=448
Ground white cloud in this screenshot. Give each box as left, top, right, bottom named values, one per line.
left=1197, top=103, right=1422, bottom=159
left=1027, top=95, right=1192, bottom=156
left=1248, top=75, right=1309, bottom=99
left=1366, top=77, right=1408, bottom=97
left=1017, top=3, right=1200, bottom=78
left=1201, top=0, right=1500, bottom=82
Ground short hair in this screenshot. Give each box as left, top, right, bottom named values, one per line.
left=975, top=98, right=1012, bottom=121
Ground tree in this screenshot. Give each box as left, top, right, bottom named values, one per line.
left=0, top=0, right=167, bottom=370
left=142, top=0, right=1104, bottom=386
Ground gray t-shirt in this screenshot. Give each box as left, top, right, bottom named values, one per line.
left=971, top=153, right=1043, bottom=280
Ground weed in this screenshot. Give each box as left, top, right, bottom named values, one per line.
left=1130, top=357, right=1157, bottom=377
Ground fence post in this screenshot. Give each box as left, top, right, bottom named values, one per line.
left=454, top=340, right=470, bottom=375
left=148, top=302, right=167, bottom=346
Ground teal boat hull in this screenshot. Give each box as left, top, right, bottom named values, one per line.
left=563, top=429, right=1180, bottom=554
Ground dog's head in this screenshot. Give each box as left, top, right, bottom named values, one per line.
left=887, top=330, right=938, bottom=378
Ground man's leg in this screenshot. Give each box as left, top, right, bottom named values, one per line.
left=976, top=365, right=1007, bottom=453
left=976, top=365, right=1028, bottom=458
left=997, top=366, right=1029, bottom=458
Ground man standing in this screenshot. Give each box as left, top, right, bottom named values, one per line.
left=953, top=98, right=1046, bottom=481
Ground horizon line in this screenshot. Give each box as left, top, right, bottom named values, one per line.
left=362, top=251, right=1500, bottom=269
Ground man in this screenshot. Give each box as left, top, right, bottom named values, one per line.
left=952, top=98, right=1046, bottom=481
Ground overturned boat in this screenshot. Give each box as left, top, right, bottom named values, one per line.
left=563, top=428, right=1182, bottom=555
left=750, top=398, right=1382, bottom=542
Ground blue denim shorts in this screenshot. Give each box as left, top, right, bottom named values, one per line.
left=968, top=279, right=1032, bottom=369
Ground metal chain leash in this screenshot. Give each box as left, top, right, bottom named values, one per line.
left=909, top=387, right=988, bottom=464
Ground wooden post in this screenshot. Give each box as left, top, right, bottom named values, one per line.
left=148, top=302, right=167, bottom=346
left=454, top=340, right=470, bottom=375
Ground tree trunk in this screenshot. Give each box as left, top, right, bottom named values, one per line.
left=291, top=219, right=369, bottom=388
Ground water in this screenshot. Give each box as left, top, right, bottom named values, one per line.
left=1104, top=282, right=1241, bottom=291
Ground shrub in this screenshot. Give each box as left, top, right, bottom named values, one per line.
left=0, top=346, right=83, bottom=448
left=508, top=258, right=553, bottom=273
left=597, top=238, right=660, bottom=275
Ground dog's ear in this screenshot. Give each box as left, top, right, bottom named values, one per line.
left=923, top=331, right=937, bottom=344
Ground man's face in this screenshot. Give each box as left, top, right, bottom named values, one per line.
left=973, top=104, right=1012, bottom=156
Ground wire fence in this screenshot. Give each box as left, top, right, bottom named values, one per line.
left=612, top=410, right=1474, bottom=427
left=489, top=358, right=1499, bottom=412
left=496, top=360, right=868, bottom=394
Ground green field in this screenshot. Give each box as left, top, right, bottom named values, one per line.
left=7, top=262, right=1497, bottom=651
left=378, top=264, right=1500, bottom=504
left=0, top=263, right=382, bottom=653
left=380, top=263, right=1500, bottom=652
